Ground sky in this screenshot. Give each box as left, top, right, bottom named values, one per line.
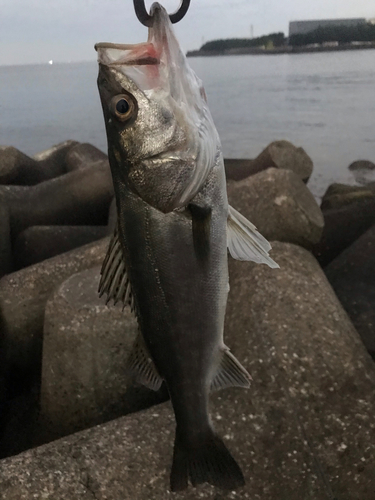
left=1, top=0, right=374, bottom=65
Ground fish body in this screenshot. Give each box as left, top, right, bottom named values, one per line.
left=96, top=3, right=278, bottom=491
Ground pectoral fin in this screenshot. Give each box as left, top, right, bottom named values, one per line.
left=211, top=347, right=252, bottom=391
left=127, top=333, right=163, bottom=391
left=227, top=205, right=279, bottom=268
left=98, top=225, right=134, bottom=310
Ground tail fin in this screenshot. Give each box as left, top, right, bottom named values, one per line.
left=170, top=428, right=245, bottom=492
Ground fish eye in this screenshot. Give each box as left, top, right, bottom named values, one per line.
left=116, top=99, right=129, bottom=114
left=111, top=94, right=137, bottom=123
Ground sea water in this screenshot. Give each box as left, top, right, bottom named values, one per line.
left=0, top=50, right=374, bottom=197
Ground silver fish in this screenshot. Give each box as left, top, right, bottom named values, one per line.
left=95, top=3, right=278, bottom=491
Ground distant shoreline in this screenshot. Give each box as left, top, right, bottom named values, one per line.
left=187, top=42, right=375, bottom=57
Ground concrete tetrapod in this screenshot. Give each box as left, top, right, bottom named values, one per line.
left=224, top=140, right=313, bottom=182
left=65, top=143, right=108, bottom=172
left=0, top=162, right=114, bottom=239
left=0, top=141, right=78, bottom=185
left=0, top=243, right=374, bottom=499
left=0, top=202, right=12, bottom=278
left=0, top=146, right=40, bottom=185
left=14, top=225, right=108, bottom=270
left=320, top=183, right=375, bottom=211
left=313, top=197, right=375, bottom=267
left=325, top=225, right=375, bottom=357
left=0, top=238, right=109, bottom=399
left=40, top=267, right=168, bottom=442
left=32, top=140, right=79, bottom=180
left=227, top=168, right=324, bottom=249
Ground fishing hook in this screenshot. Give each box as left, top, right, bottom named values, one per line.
left=133, top=0, right=191, bottom=27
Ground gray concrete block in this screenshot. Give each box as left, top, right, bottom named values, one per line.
left=227, top=168, right=324, bottom=248
left=225, top=243, right=375, bottom=499
left=0, top=202, right=12, bottom=278
left=0, top=141, right=78, bottom=186
left=225, top=140, right=313, bottom=182
left=33, top=140, right=79, bottom=180
left=313, top=197, right=375, bottom=267
left=321, top=182, right=375, bottom=210
left=1, top=243, right=374, bottom=498
left=0, top=400, right=328, bottom=500
left=0, top=163, right=114, bottom=239
left=14, top=225, right=108, bottom=269
left=0, top=238, right=109, bottom=398
left=325, top=225, right=375, bottom=355
left=40, top=267, right=139, bottom=436
left=0, top=146, right=41, bottom=185
left=65, top=143, right=108, bottom=172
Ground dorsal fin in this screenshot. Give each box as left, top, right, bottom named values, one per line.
left=227, top=205, right=279, bottom=269
left=98, top=225, right=134, bottom=309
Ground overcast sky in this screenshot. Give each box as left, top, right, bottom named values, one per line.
left=1, top=0, right=374, bottom=65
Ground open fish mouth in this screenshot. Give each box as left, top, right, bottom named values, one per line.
left=95, top=42, right=160, bottom=67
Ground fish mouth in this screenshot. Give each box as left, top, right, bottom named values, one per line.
left=95, top=42, right=160, bottom=67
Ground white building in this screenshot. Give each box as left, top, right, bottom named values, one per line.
left=289, top=18, right=367, bottom=37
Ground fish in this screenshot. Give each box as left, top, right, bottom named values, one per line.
left=95, top=2, right=278, bottom=492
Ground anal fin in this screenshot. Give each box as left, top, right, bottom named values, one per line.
left=127, top=333, right=163, bottom=391
left=227, top=205, right=279, bottom=269
left=211, top=347, right=252, bottom=391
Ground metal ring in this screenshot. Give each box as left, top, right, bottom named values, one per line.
left=133, top=0, right=191, bottom=27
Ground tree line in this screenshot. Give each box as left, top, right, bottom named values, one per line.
left=290, top=22, right=375, bottom=46
left=200, top=33, right=286, bottom=52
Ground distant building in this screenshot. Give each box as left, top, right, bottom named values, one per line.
left=289, top=18, right=367, bottom=37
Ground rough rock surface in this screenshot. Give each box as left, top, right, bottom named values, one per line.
left=0, top=202, right=12, bottom=278
left=41, top=267, right=143, bottom=436
left=321, top=183, right=375, bottom=210
left=0, top=141, right=78, bottom=186
left=14, top=225, right=108, bottom=270
left=325, top=225, right=375, bottom=355
left=65, top=143, right=108, bottom=171
left=227, top=168, right=324, bottom=248
left=0, top=163, right=114, bottom=238
left=0, top=238, right=109, bottom=398
left=313, top=198, right=375, bottom=267
left=0, top=146, right=41, bottom=185
left=32, top=140, right=79, bottom=179
left=323, top=182, right=375, bottom=198
left=1, top=243, right=374, bottom=499
left=225, top=141, right=313, bottom=182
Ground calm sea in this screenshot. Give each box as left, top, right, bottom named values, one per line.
left=1, top=50, right=374, bottom=198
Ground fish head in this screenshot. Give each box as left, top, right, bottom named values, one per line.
left=96, top=3, right=219, bottom=213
